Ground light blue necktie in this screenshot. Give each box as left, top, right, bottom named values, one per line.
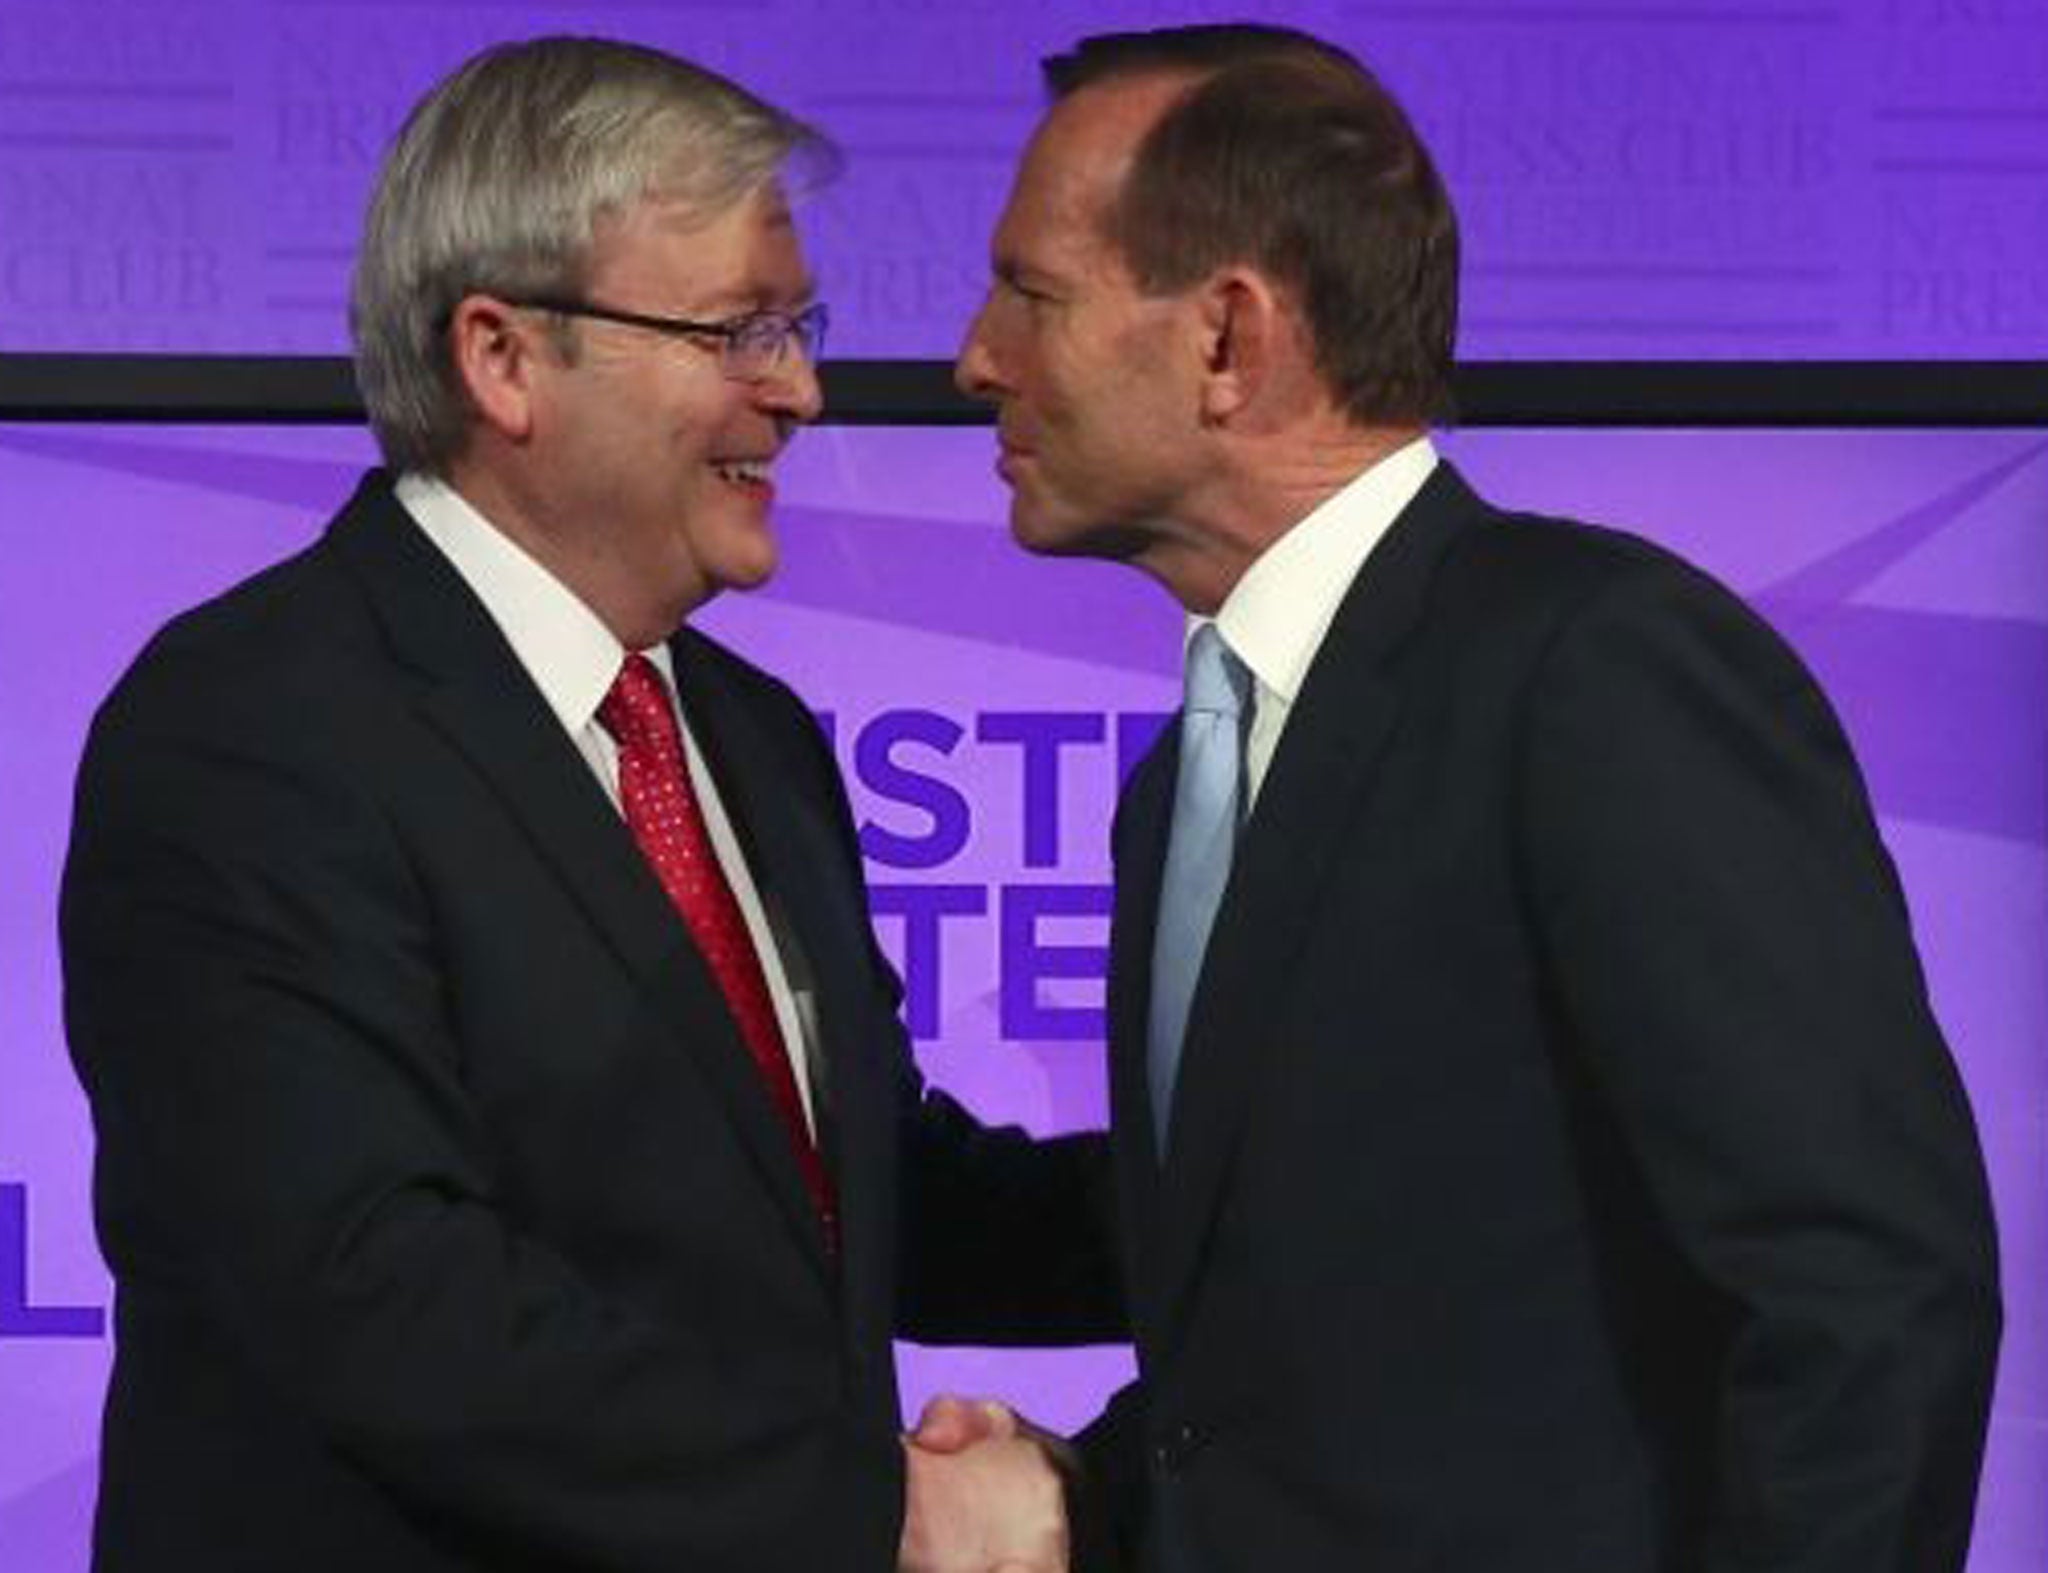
left=1148, top=624, right=1251, bottom=1156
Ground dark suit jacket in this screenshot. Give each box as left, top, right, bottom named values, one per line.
left=1081, top=463, right=2000, bottom=1573
left=60, top=472, right=1118, bottom=1572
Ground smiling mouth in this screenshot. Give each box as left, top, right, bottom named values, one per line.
left=712, top=458, right=775, bottom=496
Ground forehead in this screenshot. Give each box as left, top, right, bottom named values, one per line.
left=997, top=73, right=1196, bottom=256
left=590, top=183, right=808, bottom=300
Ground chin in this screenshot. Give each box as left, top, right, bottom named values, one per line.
left=1009, top=499, right=1082, bottom=557
left=712, top=540, right=779, bottom=593
left=1011, top=502, right=1147, bottom=564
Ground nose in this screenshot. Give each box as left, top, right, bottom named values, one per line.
left=954, top=297, right=1005, bottom=403
left=759, top=339, right=824, bottom=424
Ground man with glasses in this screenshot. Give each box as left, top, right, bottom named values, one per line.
left=61, top=36, right=1113, bottom=1573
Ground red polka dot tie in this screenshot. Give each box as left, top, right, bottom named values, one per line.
left=598, top=653, right=837, bottom=1251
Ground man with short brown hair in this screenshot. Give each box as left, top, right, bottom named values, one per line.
left=939, top=22, right=2000, bottom=1573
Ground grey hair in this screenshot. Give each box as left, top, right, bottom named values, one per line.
left=350, top=36, right=836, bottom=473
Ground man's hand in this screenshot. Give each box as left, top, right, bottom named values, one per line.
left=899, top=1410, right=1068, bottom=1573
left=911, top=1394, right=1080, bottom=1479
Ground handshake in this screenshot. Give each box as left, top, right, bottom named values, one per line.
left=897, top=1395, right=1078, bottom=1573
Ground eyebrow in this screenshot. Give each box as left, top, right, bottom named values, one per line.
left=689, top=278, right=821, bottom=317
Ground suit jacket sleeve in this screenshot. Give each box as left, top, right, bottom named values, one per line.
left=1069, top=1378, right=1147, bottom=1573
left=61, top=655, right=906, bottom=1572
left=1519, top=554, right=2001, bottom=1571
left=894, top=1088, right=1126, bottom=1347
left=751, top=669, right=1126, bottom=1348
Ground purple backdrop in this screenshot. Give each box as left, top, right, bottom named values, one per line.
left=3, top=4, right=2046, bottom=1564
left=0, top=419, right=2042, bottom=1569
left=2, top=1, right=2046, bottom=359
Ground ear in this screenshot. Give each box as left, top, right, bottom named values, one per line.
left=1194, top=267, right=1287, bottom=426
left=447, top=295, right=546, bottom=444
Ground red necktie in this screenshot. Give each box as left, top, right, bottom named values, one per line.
left=598, top=653, right=837, bottom=1250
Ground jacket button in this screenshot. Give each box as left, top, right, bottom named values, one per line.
left=1152, top=1422, right=1203, bottom=1476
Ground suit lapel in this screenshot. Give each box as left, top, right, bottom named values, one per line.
left=327, top=476, right=833, bottom=1283
left=667, top=632, right=892, bottom=1319
left=1134, top=463, right=1489, bottom=1350
left=1106, top=731, right=1176, bottom=1335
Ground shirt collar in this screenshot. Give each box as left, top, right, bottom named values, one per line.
left=394, top=472, right=673, bottom=734
left=1195, top=435, right=1438, bottom=705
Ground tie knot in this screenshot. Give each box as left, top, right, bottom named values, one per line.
left=1185, top=624, right=1248, bottom=719
left=597, top=652, right=678, bottom=753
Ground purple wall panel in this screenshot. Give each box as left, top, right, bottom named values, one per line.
left=0, top=420, right=2042, bottom=1567
left=2, top=1, right=2045, bottom=359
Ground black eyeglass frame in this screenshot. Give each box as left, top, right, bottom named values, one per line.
left=503, top=296, right=829, bottom=380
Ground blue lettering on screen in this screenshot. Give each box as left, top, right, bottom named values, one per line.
left=855, top=709, right=971, bottom=868
left=819, top=708, right=1173, bottom=1042
left=999, top=882, right=1114, bottom=1040
left=0, top=1183, right=105, bottom=1339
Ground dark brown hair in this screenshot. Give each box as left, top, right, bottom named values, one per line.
left=1045, top=25, right=1458, bottom=425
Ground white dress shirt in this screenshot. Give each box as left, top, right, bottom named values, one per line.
left=395, top=472, right=818, bottom=1132
left=1197, top=436, right=1439, bottom=807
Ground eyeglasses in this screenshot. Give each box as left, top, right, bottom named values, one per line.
left=507, top=296, right=829, bottom=382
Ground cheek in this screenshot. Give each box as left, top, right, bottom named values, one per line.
left=1073, top=367, right=1156, bottom=451
left=1031, top=350, right=1097, bottom=438
left=655, top=372, right=743, bottom=457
